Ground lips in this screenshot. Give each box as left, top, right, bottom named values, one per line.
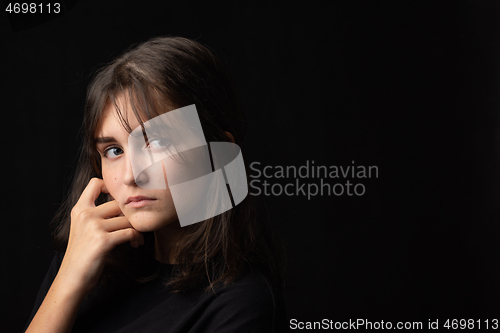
left=125, top=196, right=157, bottom=208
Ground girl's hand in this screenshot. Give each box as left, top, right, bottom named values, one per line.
left=58, top=177, right=144, bottom=292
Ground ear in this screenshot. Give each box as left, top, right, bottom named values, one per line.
left=224, top=131, right=235, bottom=143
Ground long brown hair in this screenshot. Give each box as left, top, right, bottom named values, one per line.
left=51, top=36, right=286, bottom=295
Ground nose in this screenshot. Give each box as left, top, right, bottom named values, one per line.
left=123, top=154, right=148, bottom=186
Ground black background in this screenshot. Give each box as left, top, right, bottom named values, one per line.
left=3, top=1, right=500, bottom=331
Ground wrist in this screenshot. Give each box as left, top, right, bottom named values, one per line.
left=53, top=269, right=94, bottom=299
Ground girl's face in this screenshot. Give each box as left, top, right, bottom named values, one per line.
left=95, top=96, right=178, bottom=232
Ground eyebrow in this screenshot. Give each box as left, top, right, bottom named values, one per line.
left=129, top=129, right=146, bottom=139
left=95, top=136, right=117, bottom=144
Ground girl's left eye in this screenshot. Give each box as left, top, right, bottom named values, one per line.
left=146, top=138, right=170, bottom=149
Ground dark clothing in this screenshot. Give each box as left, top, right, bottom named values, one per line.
left=25, top=251, right=289, bottom=332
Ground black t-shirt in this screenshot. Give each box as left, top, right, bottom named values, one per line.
left=24, top=251, right=290, bottom=332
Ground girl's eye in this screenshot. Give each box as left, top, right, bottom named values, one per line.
left=146, top=138, right=170, bottom=149
left=103, top=147, right=124, bottom=159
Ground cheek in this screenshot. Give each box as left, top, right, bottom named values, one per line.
left=101, top=164, right=121, bottom=200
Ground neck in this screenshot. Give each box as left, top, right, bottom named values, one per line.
left=154, top=220, right=183, bottom=264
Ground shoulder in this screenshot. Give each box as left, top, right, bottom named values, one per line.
left=39, top=251, right=65, bottom=286
left=197, top=265, right=289, bottom=333
left=214, top=266, right=278, bottom=308
left=52, top=250, right=65, bottom=267
left=24, top=251, right=66, bottom=331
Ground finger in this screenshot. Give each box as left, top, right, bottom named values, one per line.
left=94, top=200, right=123, bottom=219
left=77, top=178, right=107, bottom=208
left=109, top=228, right=144, bottom=247
left=101, top=216, right=134, bottom=232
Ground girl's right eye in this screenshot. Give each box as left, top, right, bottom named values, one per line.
left=103, top=147, right=124, bottom=159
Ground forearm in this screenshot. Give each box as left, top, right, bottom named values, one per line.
left=25, top=272, right=88, bottom=333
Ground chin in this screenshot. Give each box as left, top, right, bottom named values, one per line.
left=126, top=211, right=177, bottom=232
